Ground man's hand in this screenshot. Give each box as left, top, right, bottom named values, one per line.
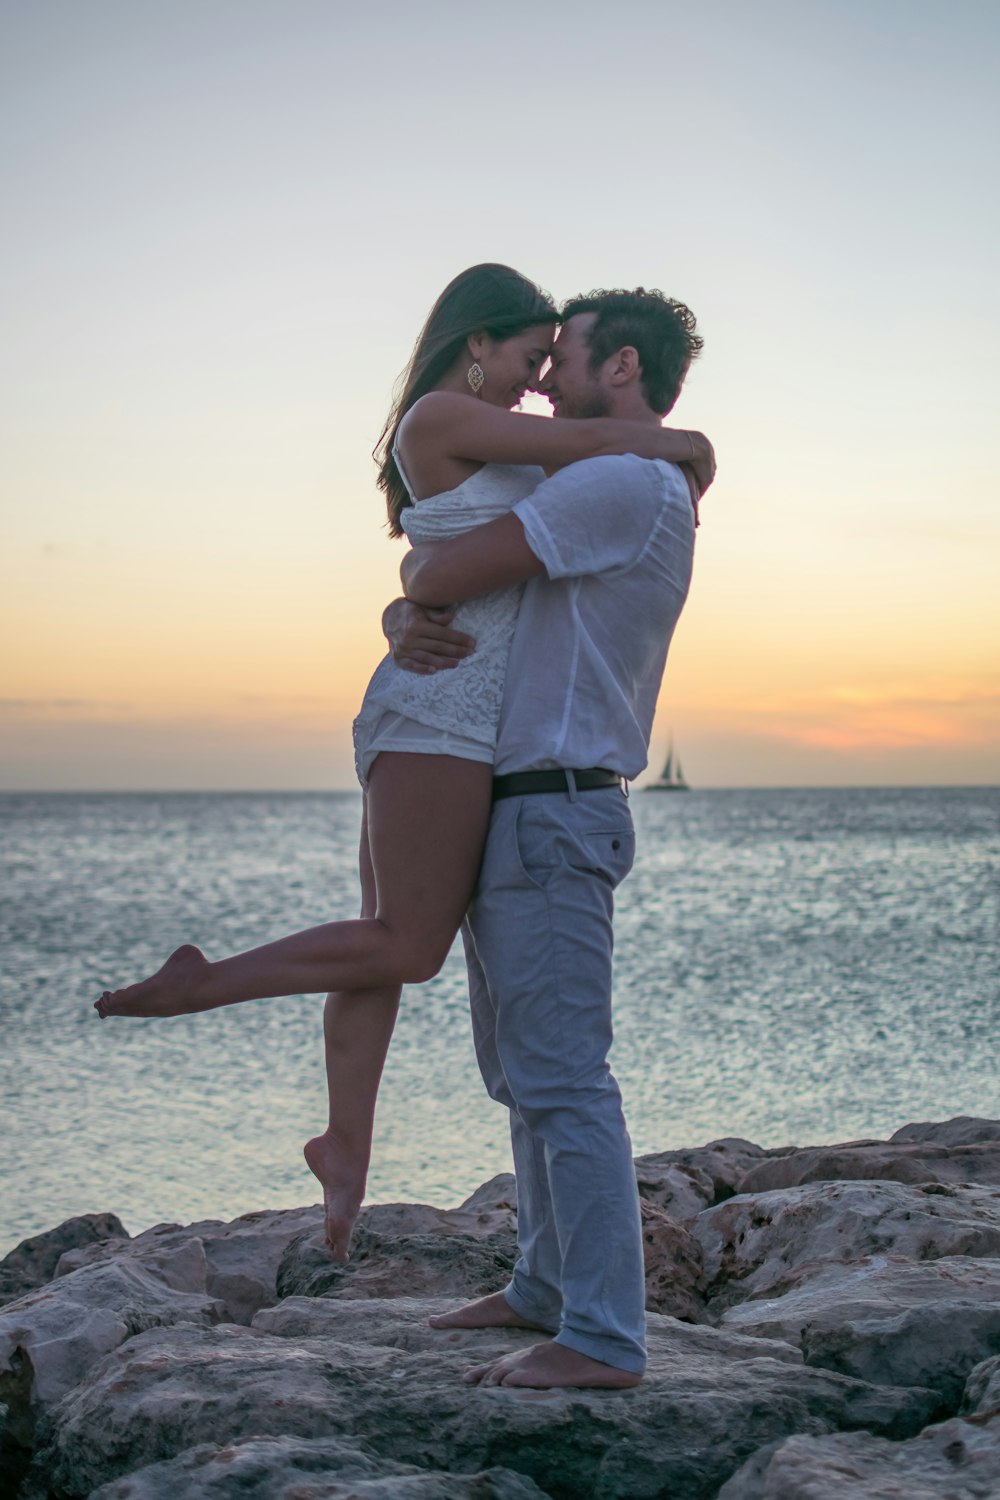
left=381, top=598, right=476, bottom=676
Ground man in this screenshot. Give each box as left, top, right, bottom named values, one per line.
left=385, top=288, right=707, bottom=1389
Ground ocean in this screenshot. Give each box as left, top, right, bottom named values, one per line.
left=2, top=787, right=997, bottom=1256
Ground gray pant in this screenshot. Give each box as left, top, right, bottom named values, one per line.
left=462, top=785, right=646, bottom=1374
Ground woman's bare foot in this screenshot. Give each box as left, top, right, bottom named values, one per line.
left=428, top=1291, right=551, bottom=1332
left=464, top=1341, right=643, bottom=1390
left=95, top=945, right=212, bottom=1019
left=303, top=1132, right=368, bottom=1262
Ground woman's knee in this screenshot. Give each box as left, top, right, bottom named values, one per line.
left=398, top=936, right=453, bottom=985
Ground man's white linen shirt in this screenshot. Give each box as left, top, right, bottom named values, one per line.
left=495, top=453, right=695, bottom=779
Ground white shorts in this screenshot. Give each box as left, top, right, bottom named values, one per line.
left=352, top=707, right=494, bottom=790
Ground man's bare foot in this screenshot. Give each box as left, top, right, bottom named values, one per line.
left=464, top=1340, right=643, bottom=1390
left=429, top=1292, right=551, bottom=1333
left=95, top=945, right=211, bottom=1019
left=303, top=1132, right=367, bottom=1262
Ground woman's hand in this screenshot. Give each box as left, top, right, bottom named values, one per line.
left=381, top=598, right=476, bottom=675
left=661, top=429, right=715, bottom=497
left=679, top=464, right=702, bottom=527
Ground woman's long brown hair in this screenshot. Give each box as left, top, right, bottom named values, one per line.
left=374, top=264, right=558, bottom=537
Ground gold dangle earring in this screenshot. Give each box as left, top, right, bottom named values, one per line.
left=467, top=361, right=485, bottom=395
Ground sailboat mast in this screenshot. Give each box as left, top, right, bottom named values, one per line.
left=662, top=735, right=674, bottom=783
left=645, top=729, right=691, bottom=791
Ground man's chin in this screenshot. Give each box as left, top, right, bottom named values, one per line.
left=553, top=400, right=584, bottom=421
left=566, top=399, right=614, bottom=423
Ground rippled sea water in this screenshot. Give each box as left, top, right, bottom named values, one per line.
left=2, top=788, right=997, bottom=1254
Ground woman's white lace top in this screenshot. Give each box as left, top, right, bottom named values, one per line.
left=355, top=462, right=544, bottom=747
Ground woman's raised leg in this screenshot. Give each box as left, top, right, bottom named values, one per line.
left=96, top=752, right=493, bottom=1017
left=304, top=797, right=402, bottom=1260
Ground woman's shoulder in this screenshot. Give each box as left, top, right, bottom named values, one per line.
left=399, top=390, right=479, bottom=440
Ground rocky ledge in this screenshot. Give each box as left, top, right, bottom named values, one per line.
left=2, top=1116, right=1000, bottom=1499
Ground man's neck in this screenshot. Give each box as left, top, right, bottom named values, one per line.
left=605, top=392, right=661, bottom=427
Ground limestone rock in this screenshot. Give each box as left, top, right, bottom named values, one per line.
left=454, top=1174, right=518, bottom=1228
left=737, top=1141, right=1000, bottom=1195
left=0, top=1214, right=128, bottom=1307
left=717, top=1412, right=1000, bottom=1498
left=721, top=1254, right=1000, bottom=1405
left=640, top=1202, right=706, bottom=1322
left=257, top=1293, right=779, bottom=1371
left=0, top=1244, right=226, bottom=1417
left=37, top=1300, right=939, bottom=1499
left=86, top=1435, right=550, bottom=1499
left=892, top=1116, right=1000, bottom=1148
left=14, top=1122, right=1000, bottom=1497
left=1, top=1393, right=26, bottom=1499
left=634, top=1158, right=715, bottom=1220
left=964, top=1354, right=1000, bottom=1417
left=692, top=1180, right=1000, bottom=1311
left=633, top=1138, right=773, bottom=1206
left=277, top=1200, right=519, bottom=1304
left=360, top=1197, right=517, bottom=1244
left=56, top=1204, right=323, bottom=1325
left=277, top=1196, right=705, bottom=1324
left=60, top=1233, right=210, bottom=1297
left=173, top=1205, right=324, bottom=1324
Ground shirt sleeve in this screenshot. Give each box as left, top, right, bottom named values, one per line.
left=512, top=454, right=686, bottom=579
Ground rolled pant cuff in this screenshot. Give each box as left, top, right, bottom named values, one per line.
left=554, top=1328, right=647, bottom=1376
left=504, top=1285, right=560, bottom=1334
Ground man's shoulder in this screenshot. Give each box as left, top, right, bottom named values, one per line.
left=647, top=456, right=692, bottom=499
left=512, top=453, right=693, bottom=579
left=568, top=452, right=686, bottom=495
left=526, top=452, right=679, bottom=501
left=559, top=452, right=649, bottom=483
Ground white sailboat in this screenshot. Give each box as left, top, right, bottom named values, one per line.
left=645, top=733, right=690, bottom=792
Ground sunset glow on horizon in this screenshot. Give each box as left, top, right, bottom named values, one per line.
left=2, top=0, right=997, bottom=791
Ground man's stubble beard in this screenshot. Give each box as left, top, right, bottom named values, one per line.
left=563, top=388, right=612, bottom=421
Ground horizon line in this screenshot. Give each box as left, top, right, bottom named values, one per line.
left=1, top=783, right=997, bottom=797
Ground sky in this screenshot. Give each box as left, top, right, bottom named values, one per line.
left=2, top=0, right=998, bottom=789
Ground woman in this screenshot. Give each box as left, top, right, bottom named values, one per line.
left=96, top=264, right=710, bottom=1257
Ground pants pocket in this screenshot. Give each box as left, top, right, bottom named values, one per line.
left=573, top=827, right=635, bottom=889
left=513, top=798, right=635, bottom=892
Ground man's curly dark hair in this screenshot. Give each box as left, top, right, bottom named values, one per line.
left=560, top=288, right=702, bottom=415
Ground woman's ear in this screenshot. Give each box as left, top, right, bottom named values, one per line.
left=467, top=330, right=489, bottom=362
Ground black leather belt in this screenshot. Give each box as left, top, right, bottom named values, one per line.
left=491, top=767, right=624, bottom=802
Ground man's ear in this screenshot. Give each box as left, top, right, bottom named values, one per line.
left=607, top=345, right=641, bottom=388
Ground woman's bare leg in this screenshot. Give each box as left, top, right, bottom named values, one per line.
left=96, top=753, right=493, bottom=1017
left=303, top=986, right=398, bottom=1260
left=304, top=797, right=401, bottom=1260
